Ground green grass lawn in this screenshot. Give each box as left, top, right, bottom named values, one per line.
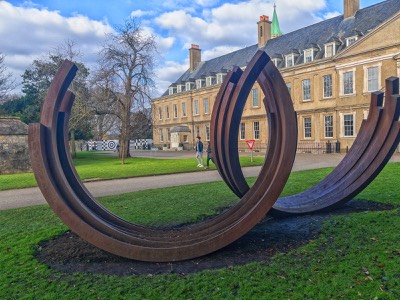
left=0, top=151, right=264, bottom=191
left=0, top=163, right=399, bottom=299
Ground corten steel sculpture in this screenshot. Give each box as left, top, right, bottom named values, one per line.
left=28, top=52, right=297, bottom=262
left=29, top=50, right=400, bottom=262
left=211, top=53, right=400, bottom=216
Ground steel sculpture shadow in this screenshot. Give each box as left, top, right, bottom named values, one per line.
left=29, top=51, right=400, bottom=262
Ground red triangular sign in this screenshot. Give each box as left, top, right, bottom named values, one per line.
left=246, top=139, right=255, bottom=150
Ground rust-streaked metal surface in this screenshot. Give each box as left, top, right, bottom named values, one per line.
left=29, top=51, right=297, bottom=262
left=29, top=51, right=400, bottom=262
left=211, top=72, right=400, bottom=216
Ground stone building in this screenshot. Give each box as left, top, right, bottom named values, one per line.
left=0, top=117, right=31, bottom=174
left=152, top=0, right=400, bottom=152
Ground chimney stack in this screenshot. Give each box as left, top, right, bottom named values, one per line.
left=258, top=15, right=272, bottom=48
left=189, top=44, right=201, bottom=72
left=344, top=0, right=360, bottom=19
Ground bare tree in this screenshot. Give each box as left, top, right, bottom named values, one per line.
left=98, top=18, right=156, bottom=163
left=89, top=66, right=119, bottom=140
left=0, top=53, right=17, bottom=102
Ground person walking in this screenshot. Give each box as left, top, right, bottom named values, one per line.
left=206, top=141, right=214, bottom=169
left=194, top=136, right=204, bottom=167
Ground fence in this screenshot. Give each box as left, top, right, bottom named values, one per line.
left=82, top=139, right=154, bottom=151
left=296, top=141, right=341, bottom=154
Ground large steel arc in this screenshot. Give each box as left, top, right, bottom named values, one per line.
left=211, top=53, right=400, bottom=216
left=29, top=51, right=298, bottom=262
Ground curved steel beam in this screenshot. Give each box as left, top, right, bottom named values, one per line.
left=29, top=52, right=297, bottom=262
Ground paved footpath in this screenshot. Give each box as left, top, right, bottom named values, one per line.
left=1, top=153, right=399, bottom=211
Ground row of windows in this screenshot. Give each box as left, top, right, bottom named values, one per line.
left=159, top=122, right=262, bottom=143
left=159, top=102, right=188, bottom=120
left=169, top=74, right=227, bottom=95
left=297, top=66, right=380, bottom=102
left=159, top=112, right=356, bottom=143
left=274, top=36, right=359, bottom=69
left=160, top=65, right=380, bottom=121
left=159, top=89, right=261, bottom=120
left=302, top=113, right=355, bottom=139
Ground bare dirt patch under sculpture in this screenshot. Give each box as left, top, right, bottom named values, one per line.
left=35, top=200, right=396, bottom=276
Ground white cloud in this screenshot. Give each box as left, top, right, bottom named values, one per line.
left=202, top=46, right=242, bottom=61
left=195, top=0, right=220, bottom=7
left=323, top=11, right=341, bottom=19
left=155, top=60, right=189, bottom=95
left=0, top=1, right=113, bottom=91
left=156, top=0, right=328, bottom=51
left=130, top=9, right=156, bottom=18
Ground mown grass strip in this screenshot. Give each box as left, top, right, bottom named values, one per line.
left=0, top=151, right=264, bottom=191
left=0, top=163, right=398, bottom=299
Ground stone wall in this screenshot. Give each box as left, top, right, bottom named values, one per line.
left=0, top=117, right=31, bottom=174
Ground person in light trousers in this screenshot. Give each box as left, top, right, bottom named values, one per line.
left=194, top=136, right=204, bottom=167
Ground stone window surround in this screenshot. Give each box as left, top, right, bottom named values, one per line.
left=363, top=63, right=382, bottom=93
left=193, top=100, right=199, bottom=116
left=339, top=68, right=356, bottom=97
left=324, top=114, right=334, bottom=139
left=182, top=102, right=187, bottom=117
left=205, top=124, right=210, bottom=141
left=340, top=111, right=356, bottom=138
left=252, top=88, right=259, bottom=108
left=203, top=98, right=210, bottom=114
left=303, top=116, right=312, bottom=139
left=302, top=79, right=311, bottom=101
left=285, top=54, right=295, bottom=68
left=240, top=123, right=246, bottom=140
left=324, top=43, right=336, bottom=58
left=253, top=121, right=260, bottom=140
left=304, top=49, right=314, bottom=63
left=173, top=104, right=178, bottom=119
left=346, top=36, right=358, bottom=47
left=322, top=74, right=333, bottom=99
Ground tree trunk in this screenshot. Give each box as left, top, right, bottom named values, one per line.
left=70, top=129, right=77, bottom=159
left=119, top=109, right=130, bottom=164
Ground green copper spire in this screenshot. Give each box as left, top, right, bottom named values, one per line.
left=271, top=3, right=283, bottom=38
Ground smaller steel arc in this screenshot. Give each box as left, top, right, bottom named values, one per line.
left=212, top=73, right=400, bottom=215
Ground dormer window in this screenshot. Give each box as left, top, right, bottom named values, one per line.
left=325, top=43, right=336, bottom=58
left=206, top=76, right=216, bottom=87
left=196, top=79, right=205, bottom=89
left=346, top=36, right=358, bottom=47
left=185, top=82, right=194, bottom=91
left=177, top=84, right=185, bottom=93
left=216, top=73, right=226, bottom=84
left=168, top=86, right=176, bottom=95
left=304, top=49, right=314, bottom=63
left=285, top=54, right=294, bottom=67
left=272, top=58, right=282, bottom=67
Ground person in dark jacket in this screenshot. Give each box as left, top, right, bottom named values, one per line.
left=194, top=136, right=204, bottom=167
left=206, top=141, right=214, bottom=169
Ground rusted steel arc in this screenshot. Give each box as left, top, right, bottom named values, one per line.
left=222, top=53, right=271, bottom=196
left=204, top=53, right=297, bottom=234
left=210, top=57, right=297, bottom=198
left=210, top=67, right=242, bottom=195
left=213, top=69, right=400, bottom=215
left=271, top=92, right=385, bottom=209
left=30, top=56, right=297, bottom=262
left=272, top=78, right=400, bottom=215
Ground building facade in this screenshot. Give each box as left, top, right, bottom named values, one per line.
left=152, top=0, right=400, bottom=152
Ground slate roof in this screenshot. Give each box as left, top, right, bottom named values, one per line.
left=161, top=0, right=400, bottom=97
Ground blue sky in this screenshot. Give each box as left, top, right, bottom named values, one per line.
left=0, top=0, right=384, bottom=96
